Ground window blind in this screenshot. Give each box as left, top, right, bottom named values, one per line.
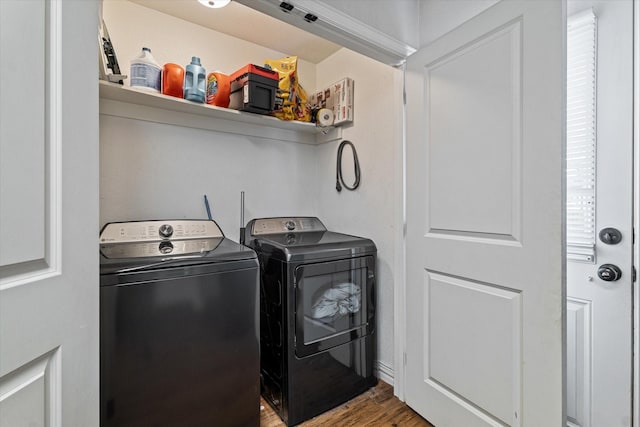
left=567, top=9, right=597, bottom=262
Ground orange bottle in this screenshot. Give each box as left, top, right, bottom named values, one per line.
left=162, top=63, right=184, bottom=98
left=206, top=72, right=230, bottom=107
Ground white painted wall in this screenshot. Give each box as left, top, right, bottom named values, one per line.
left=100, top=117, right=320, bottom=240
left=100, top=0, right=400, bottom=378
left=420, top=0, right=499, bottom=46
left=314, top=50, right=402, bottom=380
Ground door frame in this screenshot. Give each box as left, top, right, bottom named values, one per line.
left=633, top=1, right=639, bottom=425
left=393, top=61, right=407, bottom=401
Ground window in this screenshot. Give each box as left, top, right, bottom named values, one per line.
left=566, top=9, right=597, bottom=262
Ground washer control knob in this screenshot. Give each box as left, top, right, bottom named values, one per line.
left=597, top=264, right=622, bottom=282
left=285, top=220, right=296, bottom=231
left=159, top=224, right=174, bottom=239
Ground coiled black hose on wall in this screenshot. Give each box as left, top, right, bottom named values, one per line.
left=335, top=140, right=361, bottom=192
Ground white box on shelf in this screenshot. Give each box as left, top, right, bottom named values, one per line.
left=311, top=78, right=354, bottom=126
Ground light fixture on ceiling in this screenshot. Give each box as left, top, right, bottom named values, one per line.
left=198, top=0, right=231, bottom=8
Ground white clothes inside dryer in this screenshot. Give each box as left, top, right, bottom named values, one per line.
left=311, top=282, right=361, bottom=319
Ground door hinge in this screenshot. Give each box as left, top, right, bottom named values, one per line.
left=633, top=266, right=637, bottom=283
left=403, top=352, right=407, bottom=366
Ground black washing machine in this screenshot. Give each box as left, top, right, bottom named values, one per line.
left=100, top=219, right=259, bottom=427
left=244, top=217, right=377, bottom=426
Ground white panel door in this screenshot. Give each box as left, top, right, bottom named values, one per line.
left=565, top=1, right=634, bottom=426
left=0, top=1, right=99, bottom=426
left=405, top=1, right=564, bottom=426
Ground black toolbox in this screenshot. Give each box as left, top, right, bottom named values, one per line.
left=229, top=64, right=279, bottom=114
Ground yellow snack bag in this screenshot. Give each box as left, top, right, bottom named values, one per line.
left=264, top=56, right=312, bottom=122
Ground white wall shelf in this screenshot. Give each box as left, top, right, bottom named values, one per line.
left=99, top=80, right=342, bottom=144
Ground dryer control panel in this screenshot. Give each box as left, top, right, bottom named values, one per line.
left=250, top=217, right=327, bottom=235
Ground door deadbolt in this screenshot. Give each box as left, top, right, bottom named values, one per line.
left=597, top=264, right=622, bottom=282
left=599, top=227, right=622, bottom=245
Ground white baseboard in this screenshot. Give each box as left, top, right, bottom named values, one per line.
left=375, top=360, right=394, bottom=386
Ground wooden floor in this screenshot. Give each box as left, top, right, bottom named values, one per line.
left=260, top=381, right=434, bottom=427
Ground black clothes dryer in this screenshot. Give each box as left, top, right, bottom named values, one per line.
left=100, top=219, right=259, bottom=427
left=244, top=217, right=377, bottom=426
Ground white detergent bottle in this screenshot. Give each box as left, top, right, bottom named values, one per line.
left=130, top=47, right=161, bottom=92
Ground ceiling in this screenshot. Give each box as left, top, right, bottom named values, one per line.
left=128, top=0, right=342, bottom=64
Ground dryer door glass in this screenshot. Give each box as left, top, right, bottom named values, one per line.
left=294, top=256, right=374, bottom=357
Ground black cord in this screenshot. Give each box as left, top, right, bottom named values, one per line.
left=336, top=140, right=361, bottom=192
